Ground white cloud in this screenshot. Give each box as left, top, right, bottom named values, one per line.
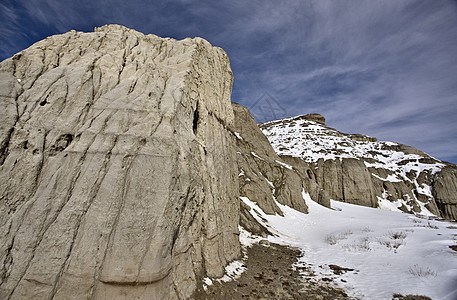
left=1, top=0, right=456, bottom=163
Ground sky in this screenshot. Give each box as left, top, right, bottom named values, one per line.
left=1, top=0, right=457, bottom=164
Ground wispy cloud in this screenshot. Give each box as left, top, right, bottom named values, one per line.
left=221, top=0, right=457, bottom=162
left=1, top=0, right=456, bottom=163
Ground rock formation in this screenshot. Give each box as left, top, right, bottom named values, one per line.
left=232, top=103, right=331, bottom=215
left=432, top=166, right=457, bottom=220
left=1, top=24, right=457, bottom=300
left=260, top=114, right=457, bottom=220
left=0, top=24, right=241, bottom=299
left=231, top=103, right=312, bottom=236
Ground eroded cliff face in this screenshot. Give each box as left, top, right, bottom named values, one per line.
left=432, top=166, right=457, bottom=220
left=0, top=25, right=240, bottom=299
left=260, top=114, right=457, bottom=220
left=230, top=103, right=332, bottom=235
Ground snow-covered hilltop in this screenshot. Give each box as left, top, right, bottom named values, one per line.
left=260, top=114, right=457, bottom=220
left=231, top=108, right=457, bottom=300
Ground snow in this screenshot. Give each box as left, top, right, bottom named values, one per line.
left=259, top=115, right=446, bottom=216
left=377, top=196, right=403, bottom=211
left=202, top=277, right=213, bottom=290
left=239, top=225, right=263, bottom=247
left=275, top=159, right=293, bottom=170
left=240, top=194, right=457, bottom=300
left=416, top=183, right=433, bottom=198
left=217, top=260, right=247, bottom=283
left=201, top=225, right=256, bottom=289
left=234, top=131, right=243, bottom=140
left=260, top=116, right=444, bottom=174
left=371, top=173, right=402, bottom=183
left=250, top=151, right=263, bottom=160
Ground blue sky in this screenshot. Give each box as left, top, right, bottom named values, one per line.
left=1, top=0, right=457, bottom=164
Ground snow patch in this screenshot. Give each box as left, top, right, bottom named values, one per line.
left=202, top=277, right=213, bottom=290
left=202, top=226, right=254, bottom=288
left=216, top=260, right=247, bottom=283
left=241, top=192, right=457, bottom=299
left=250, top=151, right=263, bottom=160
left=371, top=173, right=402, bottom=182
left=275, top=159, right=293, bottom=170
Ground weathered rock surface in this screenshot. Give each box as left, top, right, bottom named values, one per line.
left=232, top=103, right=308, bottom=216
left=230, top=103, right=334, bottom=235
left=314, top=158, right=378, bottom=208
left=432, top=166, right=457, bottom=220
left=260, top=114, right=457, bottom=220
left=0, top=25, right=240, bottom=299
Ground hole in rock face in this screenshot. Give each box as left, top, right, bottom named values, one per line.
left=23, top=141, right=28, bottom=149
left=193, top=103, right=199, bottom=134
left=40, top=99, right=47, bottom=106
left=49, top=134, right=74, bottom=156
left=306, top=169, right=313, bottom=179
left=55, top=134, right=73, bottom=151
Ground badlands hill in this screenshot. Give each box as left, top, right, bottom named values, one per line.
left=0, top=25, right=456, bottom=299
left=260, top=114, right=457, bottom=220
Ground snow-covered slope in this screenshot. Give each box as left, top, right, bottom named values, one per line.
left=259, top=114, right=457, bottom=220
left=260, top=115, right=440, bottom=168
left=240, top=193, right=457, bottom=300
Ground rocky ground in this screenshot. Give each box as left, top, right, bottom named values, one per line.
left=193, top=241, right=439, bottom=300
left=193, top=242, right=351, bottom=300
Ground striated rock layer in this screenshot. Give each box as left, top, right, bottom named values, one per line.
left=0, top=25, right=240, bottom=299
left=260, top=114, right=457, bottom=220
left=231, top=103, right=314, bottom=236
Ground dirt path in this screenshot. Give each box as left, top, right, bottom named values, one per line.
left=193, top=242, right=351, bottom=300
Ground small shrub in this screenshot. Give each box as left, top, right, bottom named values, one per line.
left=325, top=234, right=338, bottom=245
left=378, top=239, right=403, bottom=251
left=387, top=231, right=407, bottom=240
left=414, top=221, right=439, bottom=229
left=342, top=237, right=371, bottom=252
left=425, top=221, right=439, bottom=229
left=341, top=229, right=353, bottom=236
left=393, top=293, right=432, bottom=300
left=408, top=264, right=437, bottom=277
left=379, top=231, right=407, bottom=252
left=362, top=226, right=373, bottom=233
left=325, top=230, right=353, bottom=245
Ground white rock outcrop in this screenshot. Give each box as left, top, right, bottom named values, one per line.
left=0, top=25, right=240, bottom=299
